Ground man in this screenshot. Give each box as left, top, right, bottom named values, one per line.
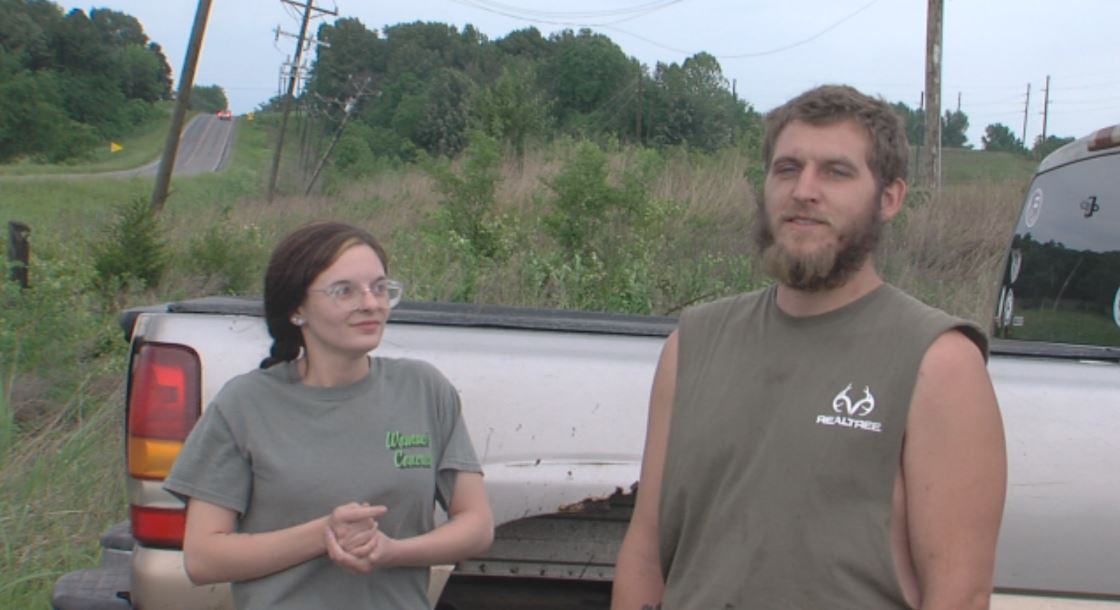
left=611, top=85, right=1006, bottom=610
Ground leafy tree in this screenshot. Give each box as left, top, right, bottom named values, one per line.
left=982, top=123, right=1026, bottom=154
left=495, top=27, right=549, bottom=60
left=0, top=1, right=171, bottom=162
left=647, top=53, right=747, bottom=151
left=941, top=109, right=970, bottom=148
left=189, top=84, right=228, bottom=113
left=310, top=18, right=384, bottom=105
left=891, top=101, right=925, bottom=146
left=89, top=8, right=147, bottom=47
left=411, top=67, right=475, bottom=156
left=541, top=29, right=633, bottom=122
left=472, top=59, right=552, bottom=160
left=1033, top=134, right=1075, bottom=159
left=114, top=44, right=166, bottom=102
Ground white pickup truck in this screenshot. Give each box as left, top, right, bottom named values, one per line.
left=53, top=125, right=1120, bottom=609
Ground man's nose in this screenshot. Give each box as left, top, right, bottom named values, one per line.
left=791, top=168, right=820, bottom=203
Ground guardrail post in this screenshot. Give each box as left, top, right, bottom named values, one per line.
left=7, top=221, right=30, bottom=289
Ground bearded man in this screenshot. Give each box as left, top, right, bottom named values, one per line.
left=612, top=85, right=1007, bottom=610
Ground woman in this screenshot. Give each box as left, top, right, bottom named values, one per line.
left=164, top=221, right=493, bottom=609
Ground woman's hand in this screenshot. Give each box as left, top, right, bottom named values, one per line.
left=325, top=503, right=395, bottom=573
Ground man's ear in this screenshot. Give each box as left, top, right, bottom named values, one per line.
left=878, top=178, right=907, bottom=221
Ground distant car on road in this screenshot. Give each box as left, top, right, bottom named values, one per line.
left=217, top=109, right=232, bottom=121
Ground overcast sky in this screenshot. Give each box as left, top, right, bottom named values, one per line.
left=61, top=0, right=1120, bottom=148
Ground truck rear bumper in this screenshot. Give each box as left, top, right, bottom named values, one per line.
left=52, top=567, right=131, bottom=610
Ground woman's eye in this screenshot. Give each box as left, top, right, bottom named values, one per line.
left=332, top=284, right=354, bottom=298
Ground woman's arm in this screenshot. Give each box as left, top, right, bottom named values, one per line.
left=183, top=499, right=385, bottom=584
left=327, top=471, right=494, bottom=571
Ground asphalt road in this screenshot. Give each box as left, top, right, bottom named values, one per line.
left=6, top=113, right=237, bottom=180
left=113, top=113, right=236, bottom=178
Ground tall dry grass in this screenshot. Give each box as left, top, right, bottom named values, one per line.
left=154, top=144, right=1025, bottom=326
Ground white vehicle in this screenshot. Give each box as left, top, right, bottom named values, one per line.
left=54, top=125, right=1120, bottom=609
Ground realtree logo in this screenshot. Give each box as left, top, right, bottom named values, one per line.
left=815, top=383, right=883, bottom=433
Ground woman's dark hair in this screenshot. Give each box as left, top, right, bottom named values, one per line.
left=259, top=221, right=389, bottom=369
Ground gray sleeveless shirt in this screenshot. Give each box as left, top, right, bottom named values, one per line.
left=658, top=284, right=986, bottom=610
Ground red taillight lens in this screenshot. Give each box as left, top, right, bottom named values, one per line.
left=127, top=342, right=200, bottom=548
left=127, top=343, right=201, bottom=440
left=131, top=505, right=187, bottom=548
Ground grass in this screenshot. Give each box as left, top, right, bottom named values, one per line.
left=0, top=104, right=184, bottom=177
left=0, top=122, right=1037, bottom=606
left=1001, top=307, right=1120, bottom=345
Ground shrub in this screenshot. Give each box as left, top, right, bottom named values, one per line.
left=91, top=197, right=168, bottom=293
left=184, top=217, right=268, bottom=295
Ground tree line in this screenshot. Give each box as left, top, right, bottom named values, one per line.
left=0, top=0, right=176, bottom=162
left=275, top=20, right=762, bottom=173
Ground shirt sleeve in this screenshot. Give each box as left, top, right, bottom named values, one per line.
left=163, top=402, right=252, bottom=515
left=431, top=372, right=482, bottom=513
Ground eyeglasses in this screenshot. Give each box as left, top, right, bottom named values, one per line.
left=310, top=278, right=404, bottom=310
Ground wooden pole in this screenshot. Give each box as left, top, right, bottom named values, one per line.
left=266, top=0, right=316, bottom=203
left=7, top=221, right=30, bottom=289
left=922, top=0, right=943, bottom=191
left=151, top=0, right=213, bottom=213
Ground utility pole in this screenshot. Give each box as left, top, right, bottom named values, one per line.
left=636, top=74, right=643, bottom=144
left=151, top=0, right=213, bottom=213
left=1021, top=82, right=1031, bottom=145
left=914, top=91, right=924, bottom=182
left=266, top=0, right=336, bottom=203
left=956, top=91, right=961, bottom=113
left=304, top=77, right=375, bottom=195
left=1041, top=74, right=1051, bottom=142
left=922, top=0, right=943, bottom=191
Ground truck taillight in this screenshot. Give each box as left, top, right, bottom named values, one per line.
left=131, top=505, right=187, bottom=549
left=127, top=343, right=200, bottom=549
left=127, top=343, right=201, bottom=440
left=127, top=343, right=200, bottom=479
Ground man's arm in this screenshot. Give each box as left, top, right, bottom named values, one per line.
left=611, top=331, right=679, bottom=610
left=904, top=329, right=1007, bottom=610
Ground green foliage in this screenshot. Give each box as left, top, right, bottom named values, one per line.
left=941, top=109, right=970, bottom=148
left=982, top=123, right=1027, bottom=154
left=647, top=52, right=755, bottom=152
left=425, top=130, right=507, bottom=261
left=189, top=84, right=229, bottom=113
left=0, top=1, right=170, bottom=162
left=91, top=196, right=168, bottom=292
left=183, top=215, right=268, bottom=294
left=1032, top=134, right=1075, bottom=159
left=472, top=60, right=552, bottom=159
left=891, top=101, right=926, bottom=146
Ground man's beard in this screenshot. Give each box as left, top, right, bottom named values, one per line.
left=752, top=196, right=883, bottom=292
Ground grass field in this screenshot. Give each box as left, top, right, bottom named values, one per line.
left=0, top=120, right=1037, bottom=606
left=0, top=104, right=186, bottom=177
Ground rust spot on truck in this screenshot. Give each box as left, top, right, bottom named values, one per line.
left=557, top=484, right=637, bottom=514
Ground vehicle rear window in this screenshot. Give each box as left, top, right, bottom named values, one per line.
left=994, top=152, right=1120, bottom=347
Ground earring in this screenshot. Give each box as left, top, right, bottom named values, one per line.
left=291, top=315, right=305, bottom=327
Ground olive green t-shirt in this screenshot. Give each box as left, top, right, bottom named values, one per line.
left=164, top=357, right=481, bottom=610
left=659, top=284, right=986, bottom=610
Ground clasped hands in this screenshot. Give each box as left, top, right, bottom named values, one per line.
left=325, top=502, right=395, bottom=573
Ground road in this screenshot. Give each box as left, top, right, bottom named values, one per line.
left=5, top=113, right=236, bottom=180
left=111, top=113, right=237, bottom=178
